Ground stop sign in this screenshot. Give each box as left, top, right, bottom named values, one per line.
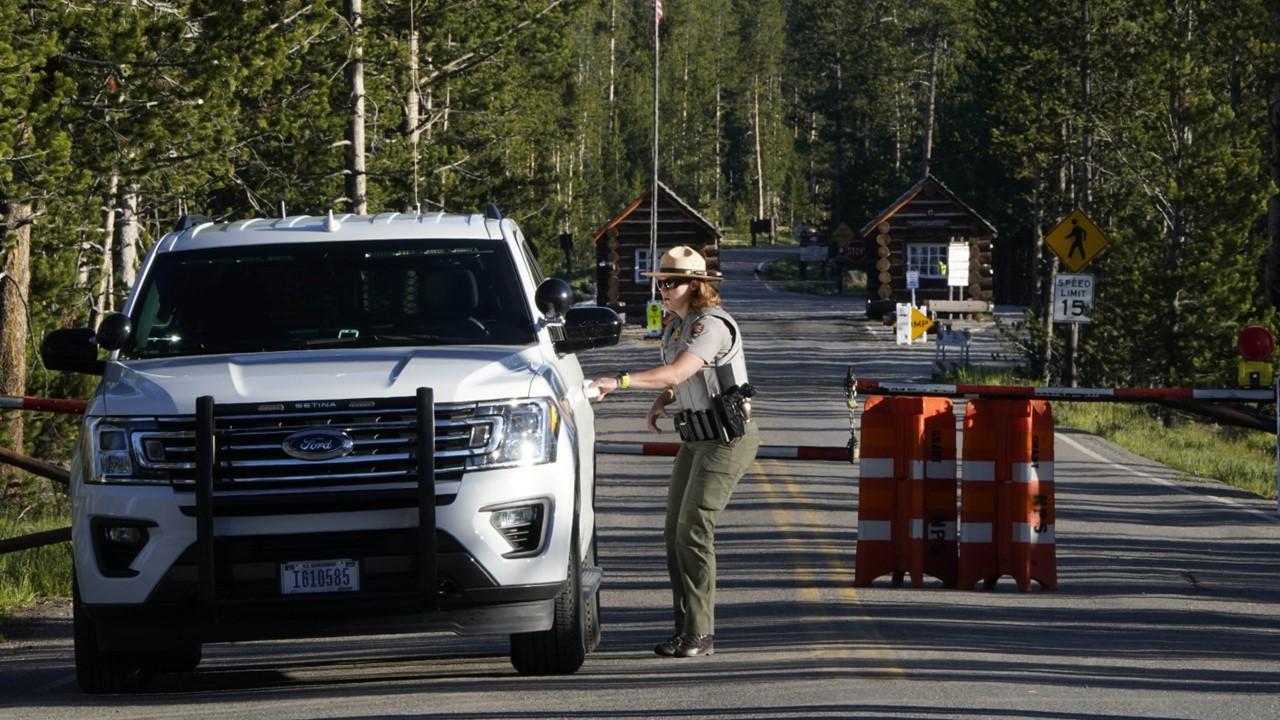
left=1236, top=325, right=1275, bottom=361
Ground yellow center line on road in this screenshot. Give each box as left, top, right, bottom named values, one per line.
left=755, top=458, right=905, bottom=676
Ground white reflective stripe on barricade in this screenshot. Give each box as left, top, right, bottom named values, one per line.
left=1011, top=461, right=1054, bottom=483
left=962, top=461, right=995, bottom=481
left=910, top=459, right=956, bottom=480
left=960, top=522, right=992, bottom=543
left=1012, top=523, right=1055, bottom=544
left=860, top=458, right=895, bottom=478
left=858, top=520, right=892, bottom=541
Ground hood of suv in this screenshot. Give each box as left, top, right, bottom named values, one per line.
left=94, top=346, right=547, bottom=416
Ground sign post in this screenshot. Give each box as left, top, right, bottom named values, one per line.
left=1045, top=210, right=1109, bottom=386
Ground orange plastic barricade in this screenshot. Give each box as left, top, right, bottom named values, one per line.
left=958, top=399, right=1057, bottom=591
left=855, top=396, right=958, bottom=588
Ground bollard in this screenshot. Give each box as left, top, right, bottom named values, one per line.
left=958, top=398, right=1056, bottom=591
left=854, top=395, right=957, bottom=588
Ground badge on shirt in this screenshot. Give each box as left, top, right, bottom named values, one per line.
left=690, top=322, right=705, bottom=338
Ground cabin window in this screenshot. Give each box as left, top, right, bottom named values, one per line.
left=907, top=243, right=947, bottom=279
left=634, top=248, right=651, bottom=284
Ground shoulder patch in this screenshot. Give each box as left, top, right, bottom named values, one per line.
left=690, top=322, right=705, bottom=337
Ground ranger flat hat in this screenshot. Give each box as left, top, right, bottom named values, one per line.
left=642, top=245, right=723, bottom=281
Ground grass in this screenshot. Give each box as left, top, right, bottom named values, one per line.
left=760, top=257, right=867, bottom=297
left=0, top=499, right=73, bottom=627
left=944, top=366, right=1277, bottom=499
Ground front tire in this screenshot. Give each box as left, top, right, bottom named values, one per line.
left=510, top=534, right=587, bottom=675
left=73, top=580, right=155, bottom=694
left=583, top=534, right=601, bottom=653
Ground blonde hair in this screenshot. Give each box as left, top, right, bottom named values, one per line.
left=688, top=279, right=721, bottom=312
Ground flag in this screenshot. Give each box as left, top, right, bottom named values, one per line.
left=648, top=0, right=664, bottom=41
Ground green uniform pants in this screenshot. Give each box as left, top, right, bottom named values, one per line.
left=664, top=421, right=760, bottom=636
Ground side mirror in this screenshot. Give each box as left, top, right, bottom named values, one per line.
left=97, top=313, right=132, bottom=351
left=41, top=328, right=104, bottom=375
left=535, top=278, right=572, bottom=319
left=554, top=306, right=622, bottom=354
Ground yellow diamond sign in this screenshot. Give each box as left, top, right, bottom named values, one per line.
left=1046, top=209, right=1108, bottom=272
left=911, top=306, right=933, bottom=341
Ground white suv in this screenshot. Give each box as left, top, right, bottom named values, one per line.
left=41, top=207, right=621, bottom=693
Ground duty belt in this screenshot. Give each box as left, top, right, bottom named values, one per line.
left=674, top=389, right=751, bottom=443
left=674, top=409, right=726, bottom=443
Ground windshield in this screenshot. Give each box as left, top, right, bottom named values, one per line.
left=124, top=239, right=536, bottom=358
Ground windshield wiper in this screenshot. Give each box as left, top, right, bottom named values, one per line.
left=300, top=333, right=451, bottom=348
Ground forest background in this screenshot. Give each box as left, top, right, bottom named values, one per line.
left=2, top=0, right=1280, bottom=490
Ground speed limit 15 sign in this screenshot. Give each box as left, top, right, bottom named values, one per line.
left=1053, top=273, right=1094, bottom=323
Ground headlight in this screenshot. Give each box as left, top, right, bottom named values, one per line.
left=470, top=398, right=559, bottom=469
left=86, top=417, right=169, bottom=485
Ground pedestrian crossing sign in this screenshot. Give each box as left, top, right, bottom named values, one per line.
left=1046, top=209, right=1108, bottom=272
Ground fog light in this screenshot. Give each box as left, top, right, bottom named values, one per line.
left=104, top=525, right=146, bottom=545
left=491, top=506, right=537, bottom=530
left=485, top=501, right=547, bottom=557
left=91, top=519, right=153, bottom=577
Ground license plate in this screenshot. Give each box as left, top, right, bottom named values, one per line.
left=280, top=559, right=359, bottom=595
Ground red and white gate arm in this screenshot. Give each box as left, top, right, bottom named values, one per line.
left=597, top=441, right=849, bottom=461
left=852, top=381, right=1275, bottom=404
left=0, top=395, right=89, bottom=414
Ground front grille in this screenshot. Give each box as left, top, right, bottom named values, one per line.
left=133, top=396, right=498, bottom=491
left=149, top=529, right=491, bottom=603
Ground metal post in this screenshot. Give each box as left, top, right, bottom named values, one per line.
left=416, top=388, right=438, bottom=610
left=648, top=1, right=660, bottom=304
left=195, top=395, right=216, bottom=620
left=1068, top=322, right=1079, bottom=388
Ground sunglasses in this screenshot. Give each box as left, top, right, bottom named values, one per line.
left=658, top=278, right=690, bottom=289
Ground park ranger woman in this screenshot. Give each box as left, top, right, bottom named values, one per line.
left=590, top=245, right=760, bottom=658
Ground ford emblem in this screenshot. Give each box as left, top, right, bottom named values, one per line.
left=282, top=428, right=355, bottom=461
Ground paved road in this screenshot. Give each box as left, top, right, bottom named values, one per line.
left=3, top=246, right=1280, bottom=719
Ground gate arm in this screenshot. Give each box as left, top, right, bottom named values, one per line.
left=0, top=447, right=70, bottom=486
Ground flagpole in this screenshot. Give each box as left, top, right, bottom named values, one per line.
left=649, top=0, right=660, bottom=302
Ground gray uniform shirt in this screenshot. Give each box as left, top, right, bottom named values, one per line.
left=661, top=308, right=746, bottom=413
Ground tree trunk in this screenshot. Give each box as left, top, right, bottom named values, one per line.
left=1268, top=8, right=1280, bottom=308
left=345, top=0, right=367, bottom=215
left=832, top=48, right=845, bottom=224
left=608, top=0, right=617, bottom=108
left=752, top=74, right=767, bottom=243
left=919, top=26, right=940, bottom=178
left=408, top=19, right=420, bottom=208
left=893, top=81, right=903, bottom=175
left=117, top=182, right=141, bottom=297
left=714, top=82, right=722, bottom=221
left=94, top=171, right=120, bottom=327
left=1034, top=176, right=1052, bottom=384
left=0, top=201, right=33, bottom=469
left=1079, top=0, right=1093, bottom=210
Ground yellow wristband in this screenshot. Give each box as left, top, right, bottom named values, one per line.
left=617, top=372, right=631, bottom=390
